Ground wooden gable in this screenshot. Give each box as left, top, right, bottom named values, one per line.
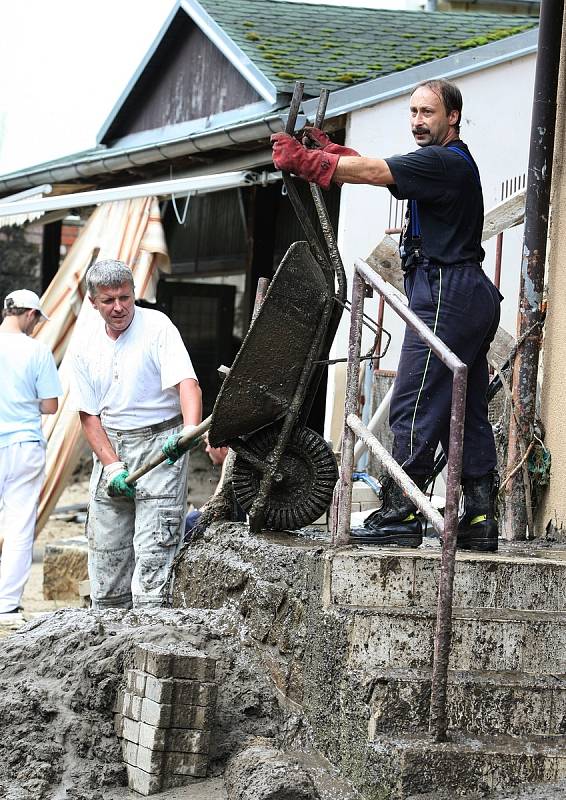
left=101, top=9, right=262, bottom=144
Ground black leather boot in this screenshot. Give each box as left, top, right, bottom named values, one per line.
left=350, top=475, right=423, bottom=547
left=457, top=471, right=499, bottom=553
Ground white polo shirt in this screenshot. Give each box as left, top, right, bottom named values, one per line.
left=70, top=307, right=197, bottom=430
left=0, top=332, right=62, bottom=448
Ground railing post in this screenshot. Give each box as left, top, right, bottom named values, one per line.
left=428, top=363, right=467, bottom=741
left=333, top=267, right=365, bottom=545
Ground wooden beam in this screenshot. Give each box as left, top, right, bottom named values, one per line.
left=482, top=189, right=525, bottom=242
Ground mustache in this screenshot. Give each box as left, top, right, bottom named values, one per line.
left=412, top=127, right=430, bottom=135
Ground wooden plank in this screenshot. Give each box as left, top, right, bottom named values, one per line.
left=482, top=189, right=525, bottom=242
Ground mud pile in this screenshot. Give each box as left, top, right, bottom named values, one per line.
left=0, top=605, right=283, bottom=799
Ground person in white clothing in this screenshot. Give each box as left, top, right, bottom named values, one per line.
left=0, top=289, right=62, bottom=614
left=70, top=259, right=202, bottom=609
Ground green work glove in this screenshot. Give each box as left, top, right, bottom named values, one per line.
left=162, top=425, right=202, bottom=464
left=104, top=461, right=136, bottom=500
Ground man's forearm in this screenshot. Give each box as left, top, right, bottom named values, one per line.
left=333, top=156, right=394, bottom=186
left=178, top=379, right=202, bottom=427
left=79, top=411, right=119, bottom=466
left=40, top=397, right=58, bottom=415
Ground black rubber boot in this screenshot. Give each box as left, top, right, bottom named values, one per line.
left=457, top=471, right=499, bottom=553
left=350, top=475, right=424, bottom=547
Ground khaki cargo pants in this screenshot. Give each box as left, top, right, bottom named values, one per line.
left=87, top=415, right=189, bottom=609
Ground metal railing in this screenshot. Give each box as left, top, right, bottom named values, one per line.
left=332, top=257, right=468, bottom=742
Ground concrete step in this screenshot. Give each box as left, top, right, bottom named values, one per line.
left=358, top=732, right=566, bottom=800
left=365, top=667, right=566, bottom=737
left=326, top=545, right=566, bottom=612
left=347, top=606, right=566, bottom=674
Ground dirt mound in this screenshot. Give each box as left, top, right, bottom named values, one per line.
left=0, top=606, right=283, bottom=799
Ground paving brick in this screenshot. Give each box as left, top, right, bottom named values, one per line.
left=122, top=739, right=139, bottom=767
left=138, top=722, right=210, bottom=754
left=126, top=764, right=163, bottom=795
left=126, top=668, right=147, bottom=697
left=139, top=696, right=215, bottom=730
left=135, top=743, right=208, bottom=777
left=144, top=674, right=218, bottom=707
left=135, top=642, right=216, bottom=681
left=121, top=716, right=141, bottom=745
left=164, top=750, right=208, bottom=777
left=121, top=690, right=143, bottom=721
left=126, top=765, right=192, bottom=796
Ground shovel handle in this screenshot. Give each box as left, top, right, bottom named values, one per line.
left=126, top=415, right=213, bottom=484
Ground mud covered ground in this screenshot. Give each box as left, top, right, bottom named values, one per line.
left=0, top=606, right=283, bottom=799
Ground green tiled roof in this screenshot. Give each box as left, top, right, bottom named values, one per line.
left=199, top=0, right=537, bottom=94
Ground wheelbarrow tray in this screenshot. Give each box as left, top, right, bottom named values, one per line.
left=208, top=240, right=331, bottom=447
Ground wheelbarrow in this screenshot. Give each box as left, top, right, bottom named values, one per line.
left=128, top=83, right=387, bottom=533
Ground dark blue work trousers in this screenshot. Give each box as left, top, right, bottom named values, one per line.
left=389, top=265, right=501, bottom=480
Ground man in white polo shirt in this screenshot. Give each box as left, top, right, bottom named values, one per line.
left=0, top=289, right=62, bottom=614
left=70, top=259, right=202, bottom=609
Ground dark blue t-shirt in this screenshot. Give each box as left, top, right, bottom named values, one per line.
left=385, top=140, right=485, bottom=266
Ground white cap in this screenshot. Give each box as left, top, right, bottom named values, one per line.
left=3, top=289, right=49, bottom=320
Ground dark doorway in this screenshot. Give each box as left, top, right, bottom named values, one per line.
left=157, top=281, right=236, bottom=416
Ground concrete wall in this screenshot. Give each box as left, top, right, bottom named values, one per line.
left=538, top=14, right=566, bottom=539
left=325, top=53, right=536, bottom=443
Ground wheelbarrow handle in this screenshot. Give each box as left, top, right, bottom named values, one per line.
left=125, top=415, right=213, bottom=484
left=314, top=88, right=330, bottom=130
left=285, top=81, right=304, bottom=135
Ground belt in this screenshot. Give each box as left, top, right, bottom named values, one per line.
left=104, top=414, right=183, bottom=438
left=403, top=258, right=482, bottom=271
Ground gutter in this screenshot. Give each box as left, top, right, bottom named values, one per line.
left=0, top=114, right=286, bottom=195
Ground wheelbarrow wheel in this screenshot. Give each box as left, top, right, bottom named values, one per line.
left=232, top=424, right=338, bottom=531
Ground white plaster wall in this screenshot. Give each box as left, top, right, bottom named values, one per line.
left=325, top=53, right=536, bottom=441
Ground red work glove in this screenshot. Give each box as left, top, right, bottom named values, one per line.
left=271, top=133, right=339, bottom=190
left=301, top=126, right=361, bottom=158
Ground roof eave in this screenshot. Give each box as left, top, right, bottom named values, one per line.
left=300, top=27, right=538, bottom=123
left=0, top=115, right=285, bottom=194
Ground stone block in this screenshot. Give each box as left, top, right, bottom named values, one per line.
left=363, top=733, right=566, bottom=799
left=348, top=607, right=566, bottom=674
left=126, top=765, right=194, bottom=795
left=121, top=690, right=143, bottom=721
left=366, top=667, right=566, bottom=737
left=138, top=723, right=210, bottom=754
left=122, top=716, right=141, bottom=745
left=122, top=738, right=139, bottom=767
left=328, top=548, right=566, bottom=612
left=134, top=742, right=208, bottom=777
left=144, top=674, right=218, bottom=708
left=134, top=642, right=216, bottom=681
left=126, top=668, right=148, bottom=697
left=137, top=696, right=214, bottom=730
left=43, top=537, right=89, bottom=601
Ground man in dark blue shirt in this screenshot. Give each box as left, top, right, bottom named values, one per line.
left=272, top=79, right=501, bottom=552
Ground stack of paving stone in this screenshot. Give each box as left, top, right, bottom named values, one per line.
left=114, top=642, right=217, bottom=795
